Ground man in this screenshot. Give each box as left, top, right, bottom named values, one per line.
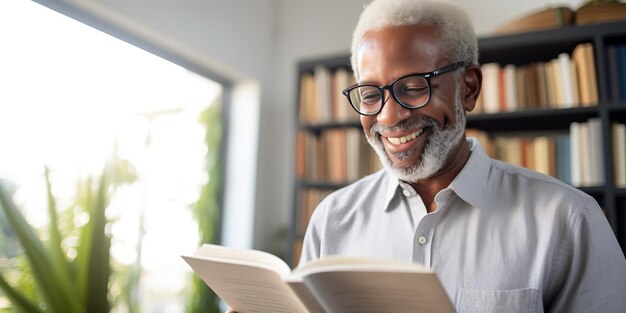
left=225, top=0, right=626, bottom=312
left=297, top=0, right=626, bottom=312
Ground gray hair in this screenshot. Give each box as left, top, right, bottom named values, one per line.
left=351, top=0, right=478, bottom=80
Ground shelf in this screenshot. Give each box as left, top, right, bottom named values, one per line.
left=298, top=55, right=350, bottom=73
left=577, top=186, right=606, bottom=197
left=608, top=103, right=626, bottom=113
left=478, top=20, right=626, bottom=65
left=466, top=106, right=599, bottom=132
left=291, top=19, right=626, bottom=264
left=615, top=189, right=626, bottom=198
left=297, top=180, right=349, bottom=190
left=298, top=120, right=362, bottom=133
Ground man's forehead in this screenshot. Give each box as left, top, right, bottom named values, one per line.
left=356, top=24, right=446, bottom=81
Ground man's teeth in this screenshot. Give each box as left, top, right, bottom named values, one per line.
left=387, top=129, right=423, bottom=145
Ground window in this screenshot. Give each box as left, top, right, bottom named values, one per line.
left=0, top=0, right=224, bottom=311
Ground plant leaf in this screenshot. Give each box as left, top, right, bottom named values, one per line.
left=85, top=170, right=111, bottom=313
left=0, top=272, right=41, bottom=313
left=44, top=167, right=80, bottom=311
left=0, top=182, right=81, bottom=313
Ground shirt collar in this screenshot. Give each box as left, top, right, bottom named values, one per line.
left=381, top=138, right=491, bottom=212
left=383, top=171, right=400, bottom=212
left=448, top=137, right=492, bottom=208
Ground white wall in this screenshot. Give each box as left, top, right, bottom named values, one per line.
left=37, top=0, right=588, bottom=252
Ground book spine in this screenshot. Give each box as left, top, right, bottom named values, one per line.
left=555, top=134, right=572, bottom=184
left=570, top=122, right=582, bottom=186
left=613, top=123, right=626, bottom=188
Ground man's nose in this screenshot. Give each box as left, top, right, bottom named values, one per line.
left=376, top=93, right=412, bottom=127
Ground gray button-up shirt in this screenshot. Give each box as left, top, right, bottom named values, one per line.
left=300, top=138, right=626, bottom=313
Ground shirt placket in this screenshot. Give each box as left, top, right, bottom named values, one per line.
left=398, top=183, right=433, bottom=267
left=413, top=214, right=436, bottom=268
left=410, top=189, right=454, bottom=268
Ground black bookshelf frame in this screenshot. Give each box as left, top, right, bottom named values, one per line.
left=289, top=20, right=626, bottom=266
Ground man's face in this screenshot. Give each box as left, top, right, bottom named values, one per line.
left=356, top=24, right=467, bottom=182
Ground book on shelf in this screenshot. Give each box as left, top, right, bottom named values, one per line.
left=557, top=52, right=579, bottom=108
left=521, top=137, right=536, bottom=171
left=314, top=66, right=333, bottom=123
left=325, top=129, right=348, bottom=183
left=467, top=130, right=572, bottom=183
left=533, top=136, right=557, bottom=177
left=332, top=68, right=357, bottom=122
left=516, top=66, right=530, bottom=109
left=183, top=244, right=455, bottom=313
left=299, top=74, right=318, bottom=123
left=469, top=119, right=607, bottom=188
left=475, top=43, right=598, bottom=114
left=299, top=66, right=357, bottom=124
left=587, top=118, right=605, bottom=186
left=572, top=43, right=598, bottom=106
left=495, top=6, right=574, bottom=35
left=570, top=122, right=582, bottom=186
left=579, top=122, right=591, bottom=187
left=570, top=118, right=605, bottom=187
left=296, top=128, right=380, bottom=183
left=535, top=63, right=550, bottom=108
left=575, top=2, right=626, bottom=25
left=479, top=62, right=501, bottom=113
left=296, top=131, right=307, bottom=179
left=555, top=133, right=572, bottom=185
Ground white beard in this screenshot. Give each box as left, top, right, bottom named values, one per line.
left=366, top=83, right=466, bottom=182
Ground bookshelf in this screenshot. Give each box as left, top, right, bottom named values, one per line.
left=290, top=20, right=626, bottom=266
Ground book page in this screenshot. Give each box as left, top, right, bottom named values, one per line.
left=193, top=244, right=291, bottom=274
left=292, top=255, right=431, bottom=278
left=183, top=255, right=308, bottom=313
left=285, top=280, right=326, bottom=313
left=304, top=270, right=455, bottom=313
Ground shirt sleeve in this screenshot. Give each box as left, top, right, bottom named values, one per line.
left=548, top=196, right=626, bottom=313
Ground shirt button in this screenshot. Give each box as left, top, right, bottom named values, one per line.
left=418, top=236, right=428, bottom=245
left=402, top=189, right=411, bottom=197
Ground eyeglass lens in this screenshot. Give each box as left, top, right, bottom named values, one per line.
left=348, top=75, right=430, bottom=114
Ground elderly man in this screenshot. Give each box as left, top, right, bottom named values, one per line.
left=229, top=0, right=626, bottom=312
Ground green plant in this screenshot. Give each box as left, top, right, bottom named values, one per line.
left=186, top=100, right=222, bottom=313
left=0, top=161, right=135, bottom=313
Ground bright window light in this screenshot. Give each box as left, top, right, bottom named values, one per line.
left=0, top=0, right=223, bottom=312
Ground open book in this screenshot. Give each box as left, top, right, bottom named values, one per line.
left=182, top=244, right=455, bottom=313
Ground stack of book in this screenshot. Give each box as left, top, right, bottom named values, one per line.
left=494, top=2, right=626, bottom=35
left=467, top=118, right=606, bottom=187
left=475, top=43, right=598, bottom=113
left=575, top=2, right=626, bottom=25
left=295, top=129, right=381, bottom=183
left=299, top=67, right=357, bottom=124
left=570, top=118, right=605, bottom=187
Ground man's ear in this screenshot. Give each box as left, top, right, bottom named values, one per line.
left=461, top=64, right=482, bottom=113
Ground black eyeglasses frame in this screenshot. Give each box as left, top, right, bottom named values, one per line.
left=341, top=61, right=468, bottom=116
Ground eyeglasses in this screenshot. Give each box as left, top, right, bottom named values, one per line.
left=342, top=61, right=467, bottom=116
